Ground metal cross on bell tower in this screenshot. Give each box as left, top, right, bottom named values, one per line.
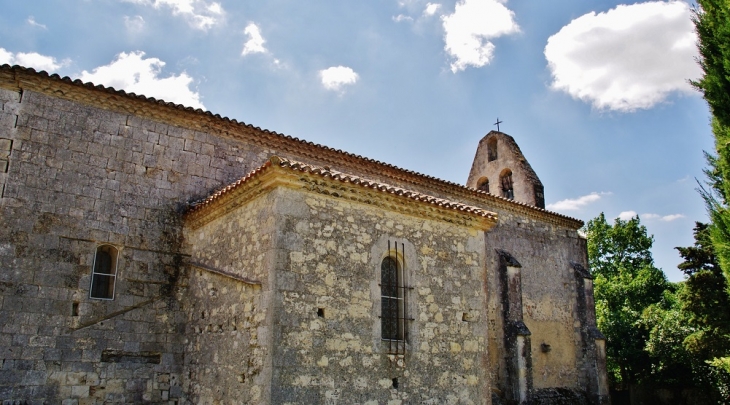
left=494, top=118, right=503, bottom=132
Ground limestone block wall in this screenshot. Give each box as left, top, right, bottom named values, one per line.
left=0, top=88, right=17, bottom=196
left=0, top=68, right=602, bottom=403
left=182, top=271, right=266, bottom=404
left=483, top=208, right=590, bottom=399
left=183, top=193, right=277, bottom=404
left=270, top=187, right=490, bottom=405
left=0, top=87, right=274, bottom=403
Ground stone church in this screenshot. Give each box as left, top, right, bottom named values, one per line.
left=0, top=64, right=608, bottom=404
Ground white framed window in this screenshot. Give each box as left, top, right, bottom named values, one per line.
left=90, top=244, right=119, bottom=300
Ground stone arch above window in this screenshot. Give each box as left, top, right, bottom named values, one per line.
left=379, top=239, right=413, bottom=356
left=477, top=177, right=490, bottom=193
left=372, top=237, right=417, bottom=356
left=487, top=138, right=498, bottom=162
left=90, top=244, right=119, bottom=300
left=500, top=169, right=514, bottom=200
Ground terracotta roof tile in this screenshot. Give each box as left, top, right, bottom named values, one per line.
left=2, top=64, right=581, bottom=227
left=188, top=156, right=497, bottom=221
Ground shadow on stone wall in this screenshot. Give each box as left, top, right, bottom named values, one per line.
left=492, top=388, right=589, bottom=405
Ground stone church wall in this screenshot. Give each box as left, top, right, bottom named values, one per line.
left=483, top=211, right=591, bottom=399
left=182, top=270, right=267, bottom=404
left=0, top=67, right=603, bottom=404
left=183, top=192, right=277, bottom=404
left=269, top=186, right=490, bottom=404
left=0, top=87, right=275, bottom=403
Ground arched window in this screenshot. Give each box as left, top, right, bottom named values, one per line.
left=487, top=138, right=498, bottom=162
left=501, top=170, right=514, bottom=200
left=477, top=177, right=490, bottom=193
left=90, top=245, right=118, bottom=300
left=381, top=255, right=403, bottom=341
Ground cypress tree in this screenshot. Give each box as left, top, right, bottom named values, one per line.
left=691, top=0, right=730, bottom=378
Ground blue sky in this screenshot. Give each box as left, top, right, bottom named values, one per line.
left=0, top=0, right=713, bottom=281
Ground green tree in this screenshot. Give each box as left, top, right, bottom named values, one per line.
left=692, top=0, right=730, bottom=128
left=678, top=223, right=730, bottom=353
left=692, top=0, right=730, bottom=294
left=692, top=0, right=730, bottom=389
left=643, top=223, right=730, bottom=400
left=585, top=213, right=671, bottom=387
left=642, top=289, right=694, bottom=384
left=677, top=223, right=730, bottom=397
left=676, top=222, right=720, bottom=276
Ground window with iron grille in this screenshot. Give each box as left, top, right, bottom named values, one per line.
left=90, top=245, right=118, bottom=300
left=380, top=241, right=411, bottom=354
left=381, top=256, right=403, bottom=340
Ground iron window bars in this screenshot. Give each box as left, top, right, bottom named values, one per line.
left=380, top=240, right=413, bottom=354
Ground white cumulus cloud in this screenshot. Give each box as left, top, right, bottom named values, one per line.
left=618, top=211, right=638, bottom=221
left=122, top=0, right=224, bottom=30
left=242, top=23, right=267, bottom=56
left=546, top=192, right=607, bottom=211
left=78, top=51, right=204, bottom=109
left=545, top=1, right=701, bottom=112
left=0, top=48, right=66, bottom=72
left=441, top=0, right=520, bottom=73
left=424, top=3, right=442, bottom=16
left=320, top=66, right=359, bottom=92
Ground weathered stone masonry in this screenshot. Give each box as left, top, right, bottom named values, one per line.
left=183, top=160, right=496, bottom=404
left=0, top=65, right=607, bottom=404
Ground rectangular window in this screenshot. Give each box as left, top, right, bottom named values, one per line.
left=90, top=245, right=118, bottom=300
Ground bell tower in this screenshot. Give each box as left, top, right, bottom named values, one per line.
left=466, top=131, right=545, bottom=209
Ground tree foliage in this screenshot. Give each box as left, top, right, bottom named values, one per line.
left=676, top=222, right=720, bottom=276
left=677, top=223, right=730, bottom=397
left=642, top=292, right=694, bottom=384
left=585, top=213, right=670, bottom=387
left=692, top=0, right=730, bottom=391
left=691, top=0, right=730, bottom=129
left=587, top=215, right=730, bottom=400
left=693, top=0, right=730, bottom=293
left=587, top=213, right=654, bottom=278
left=641, top=223, right=730, bottom=399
